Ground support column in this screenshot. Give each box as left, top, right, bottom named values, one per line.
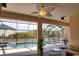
left=37, top=21, right=43, bottom=56
left=70, top=13, right=79, bottom=51
left=0, top=3, right=1, bottom=16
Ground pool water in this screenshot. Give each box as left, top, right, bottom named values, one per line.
left=7, top=42, right=37, bottom=48
left=7, top=40, right=48, bottom=48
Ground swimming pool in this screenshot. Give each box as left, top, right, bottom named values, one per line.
left=7, top=42, right=37, bottom=48
left=6, top=40, right=48, bottom=48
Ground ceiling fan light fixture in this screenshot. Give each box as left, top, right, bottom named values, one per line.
left=39, top=8, right=47, bottom=16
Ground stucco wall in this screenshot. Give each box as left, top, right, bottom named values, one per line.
left=70, top=13, right=79, bottom=51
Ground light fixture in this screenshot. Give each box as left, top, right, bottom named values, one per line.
left=39, top=6, right=47, bottom=16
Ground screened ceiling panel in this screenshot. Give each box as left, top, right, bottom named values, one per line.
left=42, top=24, right=50, bottom=30
left=28, top=24, right=37, bottom=31
left=17, top=23, right=29, bottom=30
left=51, top=26, right=62, bottom=31
left=2, top=22, right=16, bottom=29
left=0, top=18, right=37, bottom=31
left=43, top=24, right=62, bottom=31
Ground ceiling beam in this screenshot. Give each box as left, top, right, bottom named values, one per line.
left=0, top=10, right=70, bottom=26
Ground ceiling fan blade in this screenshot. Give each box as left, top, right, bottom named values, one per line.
left=31, top=11, right=38, bottom=14
left=2, top=3, right=7, bottom=8
left=45, top=6, right=55, bottom=12
left=36, top=4, right=55, bottom=12
left=36, top=4, right=46, bottom=10
left=46, top=13, right=52, bottom=17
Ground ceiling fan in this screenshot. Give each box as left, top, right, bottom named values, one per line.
left=31, top=4, right=55, bottom=17
left=1, top=3, right=7, bottom=8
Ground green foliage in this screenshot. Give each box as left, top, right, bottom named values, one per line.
left=0, top=34, right=5, bottom=38
left=47, top=29, right=64, bottom=37
left=44, top=25, right=64, bottom=38
left=38, top=38, right=43, bottom=56
left=8, top=32, right=37, bottom=38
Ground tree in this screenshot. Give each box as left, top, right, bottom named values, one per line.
left=8, top=32, right=37, bottom=38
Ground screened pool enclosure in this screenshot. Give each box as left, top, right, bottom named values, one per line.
left=0, top=18, right=37, bottom=49
left=0, top=18, right=68, bottom=49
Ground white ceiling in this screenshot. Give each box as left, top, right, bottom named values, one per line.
left=2, top=3, right=79, bottom=20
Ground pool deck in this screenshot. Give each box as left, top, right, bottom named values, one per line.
left=0, top=47, right=37, bottom=55
left=0, top=44, right=67, bottom=56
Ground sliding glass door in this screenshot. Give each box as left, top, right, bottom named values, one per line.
left=42, top=23, right=68, bottom=53
left=0, top=18, right=37, bottom=51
